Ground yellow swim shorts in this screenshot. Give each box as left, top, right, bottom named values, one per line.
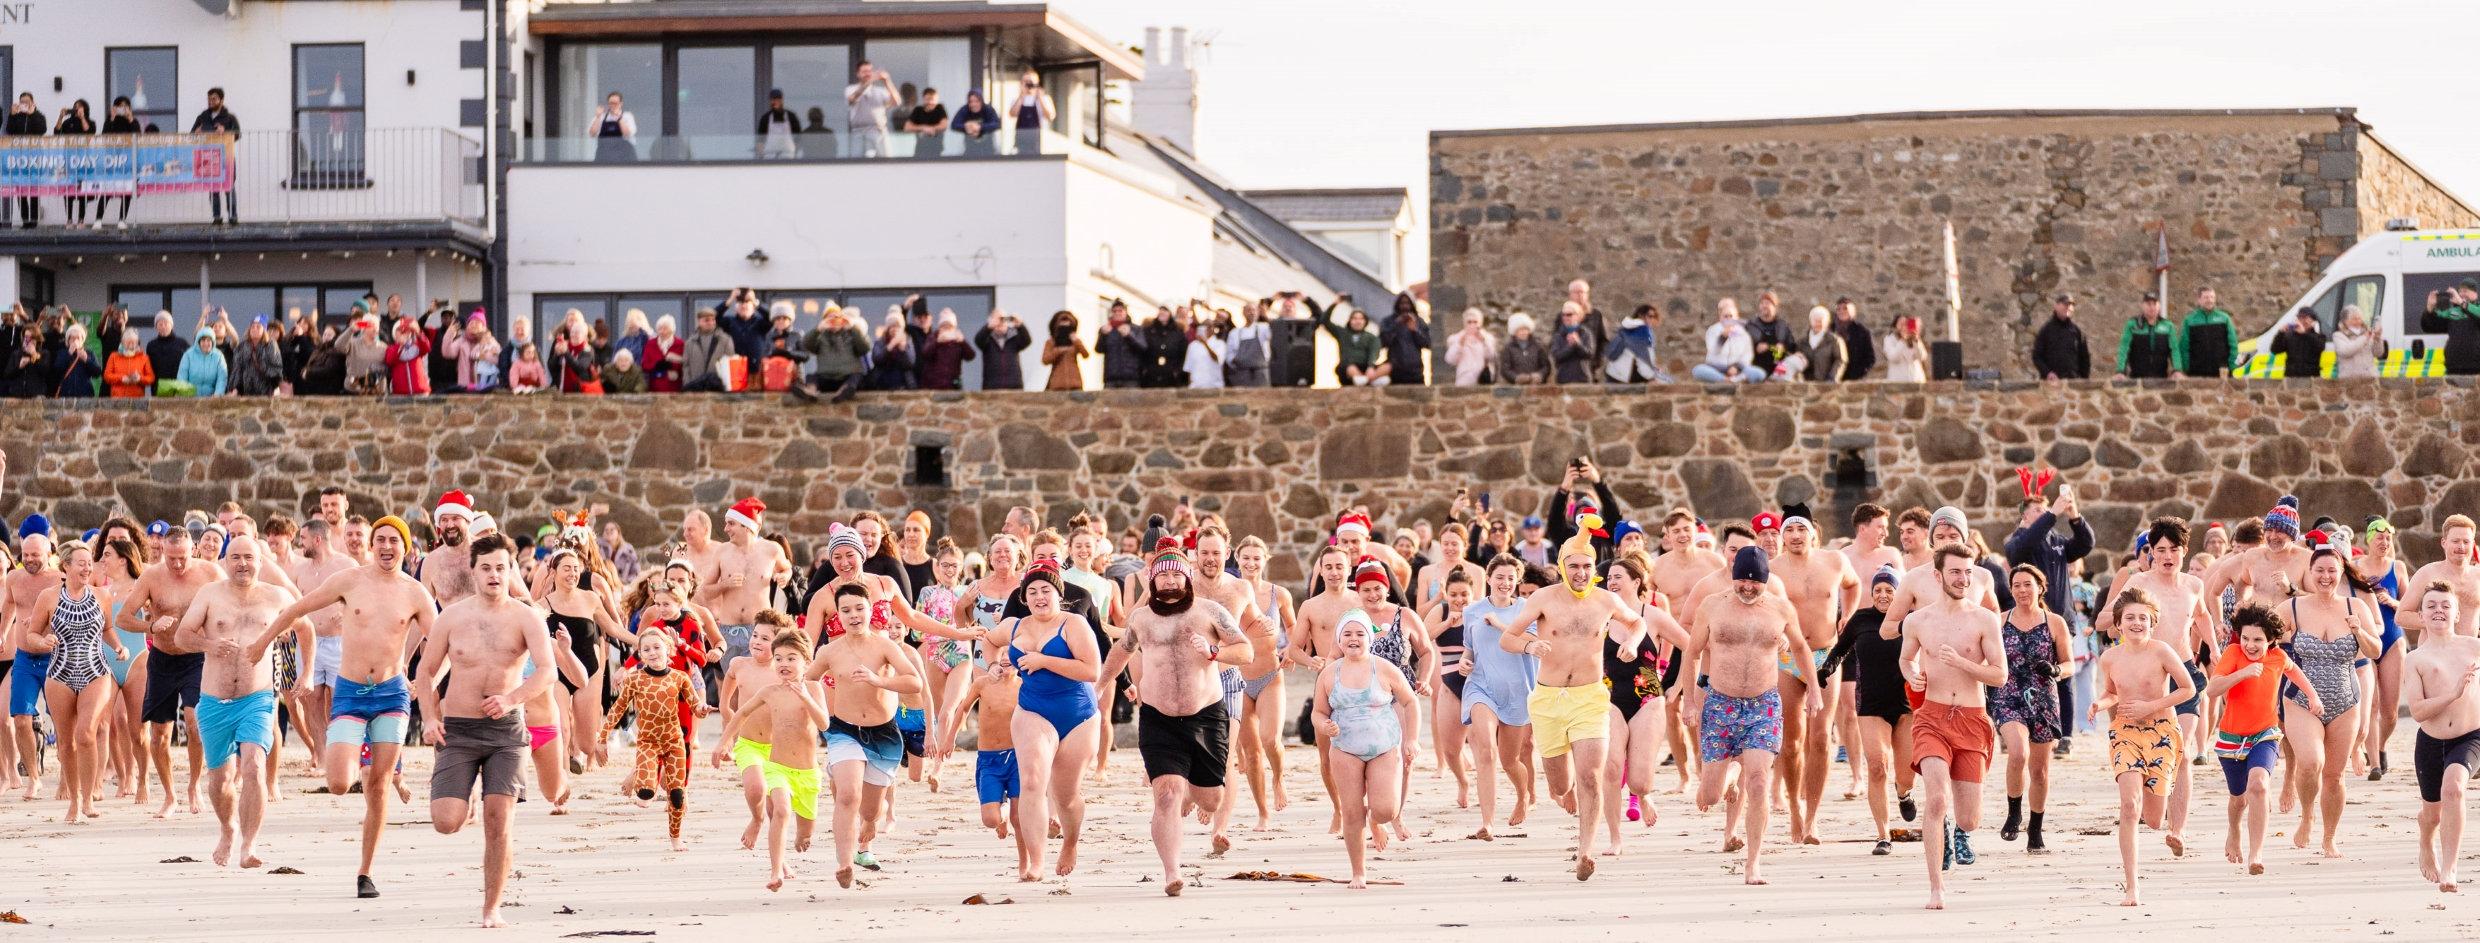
left=1528, top=682, right=1611, bottom=758
left=731, top=736, right=771, bottom=771
left=2108, top=716, right=2181, bottom=798
left=762, top=759, right=821, bottom=821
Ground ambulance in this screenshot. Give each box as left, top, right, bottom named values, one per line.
left=2237, top=223, right=2480, bottom=378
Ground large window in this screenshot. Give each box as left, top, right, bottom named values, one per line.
left=861, top=37, right=970, bottom=156
left=557, top=43, right=662, bottom=161
left=294, top=44, right=367, bottom=184
left=106, top=47, right=178, bottom=133
left=675, top=45, right=757, bottom=159
left=114, top=282, right=372, bottom=331
left=769, top=44, right=849, bottom=158
left=1, top=48, right=14, bottom=112
left=2406, top=271, right=2480, bottom=337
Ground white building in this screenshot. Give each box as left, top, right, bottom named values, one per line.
left=0, top=0, right=491, bottom=324
left=5, top=0, right=1397, bottom=387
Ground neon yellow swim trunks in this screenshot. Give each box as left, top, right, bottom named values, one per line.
left=762, top=759, right=821, bottom=820
left=731, top=736, right=771, bottom=771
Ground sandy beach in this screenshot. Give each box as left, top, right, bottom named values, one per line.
left=7, top=719, right=2477, bottom=942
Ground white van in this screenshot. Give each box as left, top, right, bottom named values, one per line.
left=2238, top=224, right=2480, bottom=377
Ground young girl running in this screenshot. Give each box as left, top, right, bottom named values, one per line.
left=602, top=631, right=701, bottom=850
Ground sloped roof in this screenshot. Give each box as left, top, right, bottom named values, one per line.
left=1114, top=132, right=1390, bottom=309
left=1238, top=187, right=1409, bottom=226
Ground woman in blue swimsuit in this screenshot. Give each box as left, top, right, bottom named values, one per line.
left=997, top=565, right=1101, bottom=882
left=1311, top=608, right=1419, bottom=889
left=1458, top=554, right=1540, bottom=839
left=2353, top=518, right=2412, bottom=780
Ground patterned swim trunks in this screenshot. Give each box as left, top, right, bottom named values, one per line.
left=1699, top=687, right=1783, bottom=763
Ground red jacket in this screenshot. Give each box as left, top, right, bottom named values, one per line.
left=387, top=332, right=433, bottom=395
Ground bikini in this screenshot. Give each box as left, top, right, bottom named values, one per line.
left=1010, top=622, right=1096, bottom=738
left=1327, top=665, right=1402, bottom=762
left=1239, top=582, right=1288, bottom=700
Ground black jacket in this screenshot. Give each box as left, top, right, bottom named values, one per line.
left=145, top=334, right=189, bottom=385
left=1833, top=318, right=1876, bottom=380
left=2004, top=511, right=2095, bottom=615
left=1747, top=316, right=1794, bottom=375
left=2269, top=327, right=2328, bottom=378
left=1540, top=482, right=1622, bottom=560
left=1138, top=320, right=1187, bottom=387
left=1380, top=313, right=1432, bottom=385
left=190, top=106, right=239, bottom=134
left=1551, top=323, right=1599, bottom=384
left=1098, top=325, right=1147, bottom=385
left=2031, top=317, right=2090, bottom=379
left=5, top=109, right=47, bottom=137
left=973, top=322, right=1030, bottom=390
left=2422, top=300, right=2480, bottom=375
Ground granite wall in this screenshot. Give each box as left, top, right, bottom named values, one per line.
left=1430, top=109, right=2480, bottom=380
left=3, top=382, right=2474, bottom=580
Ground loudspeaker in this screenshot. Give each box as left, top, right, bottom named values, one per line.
left=1271, top=319, right=1317, bottom=387
left=1930, top=341, right=1964, bottom=380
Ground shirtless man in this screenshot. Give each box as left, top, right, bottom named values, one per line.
left=1100, top=543, right=1251, bottom=894
left=803, top=585, right=927, bottom=888
left=118, top=527, right=223, bottom=816
left=316, top=486, right=350, bottom=530
left=420, top=492, right=479, bottom=607
left=2089, top=587, right=2196, bottom=906
left=179, top=537, right=306, bottom=868
left=1681, top=546, right=1816, bottom=885
left=255, top=515, right=436, bottom=899
left=411, top=533, right=561, bottom=929
left=1650, top=510, right=1727, bottom=604
left=289, top=519, right=354, bottom=763
left=337, top=515, right=372, bottom=566
left=1770, top=513, right=1860, bottom=845
left=2201, top=496, right=2314, bottom=639
left=1880, top=507, right=2000, bottom=631
left=2407, top=515, right=2480, bottom=640
left=1291, top=544, right=1359, bottom=829
left=697, top=497, right=788, bottom=670
left=1898, top=544, right=2007, bottom=909
left=1179, top=527, right=1266, bottom=851
left=3, top=527, right=60, bottom=799
left=1895, top=507, right=1934, bottom=571
left=678, top=510, right=723, bottom=585
left=2095, top=518, right=2218, bottom=847
left=1492, top=535, right=1646, bottom=879
left=2405, top=584, right=2480, bottom=892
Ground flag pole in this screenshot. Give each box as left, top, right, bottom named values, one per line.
left=1942, top=219, right=1961, bottom=342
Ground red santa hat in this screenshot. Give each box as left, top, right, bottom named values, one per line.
left=1751, top=511, right=1782, bottom=534
left=726, top=497, right=765, bottom=533
left=1333, top=513, right=1373, bottom=540
left=1351, top=556, right=1391, bottom=588
left=434, top=489, right=475, bottom=523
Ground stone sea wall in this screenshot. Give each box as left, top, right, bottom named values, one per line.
left=1430, top=110, right=2479, bottom=380
left=3, top=381, right=2475, bottom=580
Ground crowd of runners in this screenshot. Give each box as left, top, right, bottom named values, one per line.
left=4, top=453, right=2480, bottom=923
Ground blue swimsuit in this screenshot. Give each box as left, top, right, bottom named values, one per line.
left=1011, top=627, right=1096, bottom=738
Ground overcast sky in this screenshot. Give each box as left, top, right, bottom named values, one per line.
left=1067, top=0, right=2480, bottom=277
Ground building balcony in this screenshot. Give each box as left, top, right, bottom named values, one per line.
left=517, top=128, right=1075, bottom=164
left=0, top=127, right=488, bottom=256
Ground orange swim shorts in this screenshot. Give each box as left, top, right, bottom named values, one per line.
left=1909, top=699, right=1995, bottom=784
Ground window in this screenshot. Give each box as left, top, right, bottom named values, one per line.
left=114, top=282, right=372, bottom=331
left=770, top=45, right=850, bottom=158
left=557, top=43, right=662, bottom=161
left=861, top=37, right=969, bottom=157
left=674, top=45, right=756, bottom=159
left=2405, top=271, right=2480, bottom=337
left=0, top=48, right=13, bottom=111
left=294, top=44, right=367, bottom=185
left=106, top=47, right=177, bottom=133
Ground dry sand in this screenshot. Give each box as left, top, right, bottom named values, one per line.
left=7, top=721, right=2478, bottom=941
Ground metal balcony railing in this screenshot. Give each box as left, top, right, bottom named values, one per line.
left=0, top=127, right=485, bottom=229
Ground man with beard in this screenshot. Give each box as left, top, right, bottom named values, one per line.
left=1100, top=541, right=1251, bottom=894
left=1770, top=513, right=1860, bottom=845
left=1682, top=546, right=1816, bottom=885
left=118, top=525, right=225, bottom=817
left=421, top=490, right=478, bottom=606
left=1490, top=535, right=1646, bottom=879
left=1900, top=544, right=2008, bottom=909
left=256, top=515, right=437, bottom=899
left=698, top=497, right=787, bottom=669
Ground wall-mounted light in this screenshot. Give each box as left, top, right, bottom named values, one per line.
left=52, top=77, right=62, bottom=93
left=746, top=248, right=769, bottom=267
left=407, top=69, right=418, bottom=86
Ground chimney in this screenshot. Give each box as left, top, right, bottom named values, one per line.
left=1130, top=24, right=1201, bottom=157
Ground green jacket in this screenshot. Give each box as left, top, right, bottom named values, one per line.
left=801, top=323, right=871, bottom=378
left=2177, top=307, right=2239, bottom=373
left=1332, top=327, right=1380, bottom=368
left=2116, top=315, right=2180, bottom=376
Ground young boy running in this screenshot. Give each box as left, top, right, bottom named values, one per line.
left=713, top=631, right=829, bottom=891
left=2202, top=602, right=2319, bottom=875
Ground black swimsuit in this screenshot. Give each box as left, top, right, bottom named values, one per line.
left=1435, top=611, right=1467, bottom=699
left=547, top=610, right=599, bottom=694
left=1605, top=628, right=1664, bottom=722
